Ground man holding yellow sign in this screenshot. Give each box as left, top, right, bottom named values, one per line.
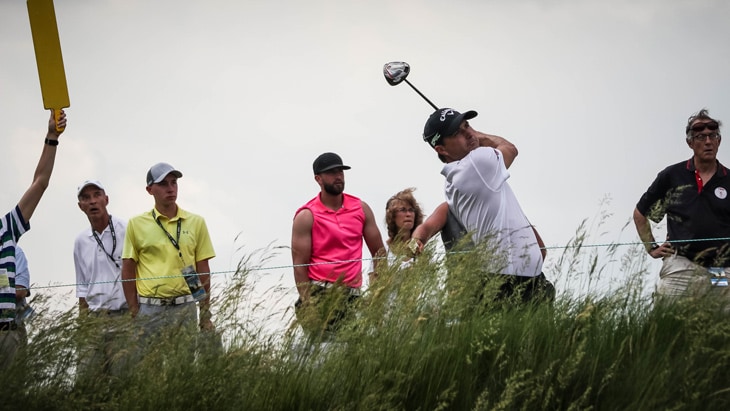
left=0, top=110, right=67, bottom=368
left=1, top=0, right=70, bottom=368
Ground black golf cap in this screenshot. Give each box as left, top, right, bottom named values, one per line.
left=423, top=108, right=478, bottom=147
left=313, top=152, right=351, bottom=174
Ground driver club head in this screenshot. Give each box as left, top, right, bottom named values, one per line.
left=383, top=61, right=439, bottom=110
left=383, top=61, right=410, bottom=86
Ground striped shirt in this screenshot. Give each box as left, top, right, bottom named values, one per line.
left=0, top=206, right=30, bottom=322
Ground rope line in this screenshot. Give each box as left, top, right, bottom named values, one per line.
left=543, top=236, right=730, bottom=250
left=27, top=236, right=730, bottom=291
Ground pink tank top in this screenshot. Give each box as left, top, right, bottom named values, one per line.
left=295, top=193, right=365, bottom=287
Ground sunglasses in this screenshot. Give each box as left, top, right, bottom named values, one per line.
left=689, top=121, right=719, bottom=133
left=395, top=207, right=416, bottom=214
left=691, top=132, right=721, bottom=142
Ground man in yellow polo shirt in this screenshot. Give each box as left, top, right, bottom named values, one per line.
left=122, top=162, right=215, bottom=344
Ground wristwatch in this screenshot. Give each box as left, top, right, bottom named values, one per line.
left=650, top=242, right=660, bottom=252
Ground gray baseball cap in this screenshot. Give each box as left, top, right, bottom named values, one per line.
left=146, top=162, right=183, bottom=186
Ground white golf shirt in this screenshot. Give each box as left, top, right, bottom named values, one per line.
left=441, top=146, right=543, bottom=277
left=74, top=216, right=128, bottom=311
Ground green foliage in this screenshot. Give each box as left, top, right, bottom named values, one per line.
left=3, top=233, right=730, bottom=410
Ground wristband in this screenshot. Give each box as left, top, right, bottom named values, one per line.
left=44, top=138, right=59, bottom=146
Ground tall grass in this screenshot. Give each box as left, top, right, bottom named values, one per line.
left=3, top=229, right=730, bottom=410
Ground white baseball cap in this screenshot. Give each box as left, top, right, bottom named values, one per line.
left=76, top=179, right=105, bottom=197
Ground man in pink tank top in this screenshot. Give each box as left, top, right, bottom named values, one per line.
left=291, top=152, right=385, bottom=335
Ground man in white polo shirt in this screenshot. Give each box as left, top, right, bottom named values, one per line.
left=73, top=179, right=128, bottom=378
left=412, top=108, right=553, bottom=303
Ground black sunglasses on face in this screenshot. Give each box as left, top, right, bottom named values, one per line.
left=690, top=121, right=719, bottom=133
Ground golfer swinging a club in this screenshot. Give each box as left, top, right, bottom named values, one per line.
left=411, top=108, right=554, bottom=303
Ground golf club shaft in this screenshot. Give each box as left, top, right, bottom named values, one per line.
left=404, top=79, right=438, bottom=110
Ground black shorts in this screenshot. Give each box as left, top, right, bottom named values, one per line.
left=487, top=272, right=555, bottom=304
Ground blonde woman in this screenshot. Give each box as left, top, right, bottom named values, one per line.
left=383, top=188, right=424, bottom=267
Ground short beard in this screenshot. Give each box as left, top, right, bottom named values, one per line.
left=323, top=182, right=344, bottom=195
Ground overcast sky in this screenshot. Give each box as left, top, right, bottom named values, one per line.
left=2, top=0, right=729, bottom=323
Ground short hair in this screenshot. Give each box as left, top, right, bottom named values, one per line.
left=385, top=187, right=424, bottom=244
left=685, top=108, right=722, bottom=141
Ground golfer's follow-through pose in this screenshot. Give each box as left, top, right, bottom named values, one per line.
left=411, top=108, right=553, bottom=303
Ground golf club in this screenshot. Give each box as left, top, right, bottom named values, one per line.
left=383, top=61, right=438, bottom=110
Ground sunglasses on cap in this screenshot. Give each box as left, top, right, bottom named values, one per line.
left=689, top=121, right=719, bottom=133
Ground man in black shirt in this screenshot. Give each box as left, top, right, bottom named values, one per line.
left=634, top=108, right=730, bottom=299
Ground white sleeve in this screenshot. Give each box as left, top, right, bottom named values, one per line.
left=468, top=147, right=510, bottom=190
left=15, top=247, right=30, bottom=289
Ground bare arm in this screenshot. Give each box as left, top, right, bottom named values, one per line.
left=475, top=130, right=518, bottom=169
left=411, top=202, right=450, bottom=252
left=195, top=258, right=214, bottom=330
left=361, top=201, right=386, bottom=280
left=195, top=259, right=212, bottom=305
left=17, top=110, right=66, bottom=221
left=291, top=209, right=314, bottom=302
left=121, top=258, right=139, bottom=316
left=15, top=287, right=29, bottom=301
left=633, top=207, right=670, bottom=258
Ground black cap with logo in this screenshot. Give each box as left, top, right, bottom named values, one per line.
left=423, top=108, right=478, bottom=147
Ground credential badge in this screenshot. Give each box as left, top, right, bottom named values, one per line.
left=715, top=187, right=727, bottom=199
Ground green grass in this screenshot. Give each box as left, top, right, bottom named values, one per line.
left=4, top=230, right=730, bottom=411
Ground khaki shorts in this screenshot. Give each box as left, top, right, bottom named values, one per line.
left=657, top=253, right=730, bottom=300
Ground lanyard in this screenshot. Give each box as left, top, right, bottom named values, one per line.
left=92, top=215, right=118, bottom=268
left=151, top=210, right=184, bottom=263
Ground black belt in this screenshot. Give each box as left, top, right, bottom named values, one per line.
left=89, top=308, right=129, bottom=316
left=0, top=321, right=18, bottom=331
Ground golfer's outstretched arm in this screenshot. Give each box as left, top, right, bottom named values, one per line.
left=411, top=202, right=449, bottom=252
